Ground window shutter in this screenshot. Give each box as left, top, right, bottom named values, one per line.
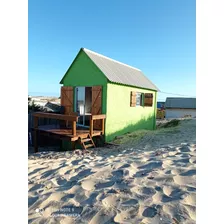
left=61, top=86, right=74, bottom=114
left=91, top=86, right=102, bottom=130
left=141, top=93, right=144, bottom=106
left=144, top=93, right=153, bottom=107
left=130, top=91, right=136, bottom=107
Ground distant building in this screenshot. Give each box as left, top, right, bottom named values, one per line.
left=165, top=97, right=196, bottom=118
left=157, top=101, right=165, bottom=110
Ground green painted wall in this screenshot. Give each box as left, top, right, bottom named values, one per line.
left=61, top=50, right=108, bottom=114
left=105, top=83, right=157, bottom=142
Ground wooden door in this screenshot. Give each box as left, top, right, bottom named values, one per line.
left=91, top=86, right=102, bottom=130
left=61, top=86, right=74, bottom=115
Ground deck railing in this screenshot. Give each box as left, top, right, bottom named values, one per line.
left=33, top=112, right=79, bottom=136
left=33, top=112, right=106, bottom=137
left=90, top=114, right=106, bottom=136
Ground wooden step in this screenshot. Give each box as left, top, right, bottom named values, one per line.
left=84, top=143, right=94, bottom=149
left=79, top=134, right=96, bottom=150
left=81, top=138, right=92, bottom=143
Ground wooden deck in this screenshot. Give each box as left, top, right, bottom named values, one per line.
left=32, top=112, right=106, bottom=152
left=34, top=125, right=102, bottom=140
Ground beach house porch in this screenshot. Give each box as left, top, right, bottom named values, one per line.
left=32, top=112, right=106, bottom=152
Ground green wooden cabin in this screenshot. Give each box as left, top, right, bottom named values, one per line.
left=60, top=48, right=160, bottom=143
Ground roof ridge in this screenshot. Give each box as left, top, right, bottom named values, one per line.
left=82, top=48, right=141, bottom=71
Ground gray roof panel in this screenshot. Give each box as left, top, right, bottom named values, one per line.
left=83, top=48, right=160, bottom=91
left=165, top=97, right=196, bottom=109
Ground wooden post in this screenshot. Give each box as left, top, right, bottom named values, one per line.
left=71, top=141, right=76, bottom=150
left=90, top=118, right=93, bottom=136
left=72, top=121, right=76, bottom=136
left=33, top=116, right=38, bottom=153
left=101, top=118, right=105, bottom=134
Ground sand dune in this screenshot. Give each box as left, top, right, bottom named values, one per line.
left=28, top=119, right=196, bottom=223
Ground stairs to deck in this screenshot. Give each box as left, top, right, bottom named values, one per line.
left=79, top=134, right=96, bottom=150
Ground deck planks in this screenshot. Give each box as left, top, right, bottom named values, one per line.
left=33, top=125, right=102, bottom=141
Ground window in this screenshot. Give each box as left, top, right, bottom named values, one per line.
left=136, top=92, right=143, bottom=106
left=130, top=91, right=143, bottom=107
left=144, top=93, right=153, bottom=107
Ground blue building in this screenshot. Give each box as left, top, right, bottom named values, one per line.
left=157, top=101, right=165, bottom=110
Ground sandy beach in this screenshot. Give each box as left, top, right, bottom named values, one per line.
left=28, top=119, right=196, bottom=224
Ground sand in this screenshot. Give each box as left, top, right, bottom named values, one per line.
left=28, top=119, right=196, bottom=224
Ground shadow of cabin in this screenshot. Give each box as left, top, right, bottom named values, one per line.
left=106, top=114, right=154, bottom=142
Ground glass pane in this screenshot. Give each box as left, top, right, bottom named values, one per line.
left=76, top=87, right=85, bottom=115
left=136, top=93, right=141, bottom=106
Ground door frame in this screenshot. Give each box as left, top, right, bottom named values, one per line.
left=75, top=86, right=91, bottom=128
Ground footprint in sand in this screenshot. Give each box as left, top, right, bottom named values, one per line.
left=113, top=162, right=130, bottom=170
left=163, top=185, right=174, bottom=196
left=127, top=166, right=138, bottom=177
left=170, top=188, right=188, bottom=200
left=80, top=206, right=98, bottom=222
left=180, top=169, right=196, bottom=176
left=28, top=196, right=39, bottom=207
left=96, top=180, right=115, bottom=189
left=82, top=192, right=98, bottom=206
left=171, top=168, right=185, bottom=175
left=121, top=199, right=138, bottom=207
left=60, top=194, right=75, bottom=202
left=168, top=151, right=178, bottom=156
left=76, top=169, right=93, bottom=179
left=189, top=157, right=196, bottom=164
left=173, top=175, right=195, bottom=186
left=162, top=159, right=174, bottom=166
left=41, top=169, right=58, bottom=179
left=186, top=186, right=196, bottom=192
left=52, top=177, right=68, bottom=186
left=164, top=170, right=172, bottom=174
left=179, top=145, right=191, bottom=153
left=81, top=179, right=96, bottom=191
left=175, top=158, right=190, bottom=164
left=163, top=203, right=191, bottom=223
left=89, top=209, right=115, bottom=224
left=134, top=169, right=151, bottom=178
left=184, top=204, right=196, bottom=221
left=114, top=209, right=135, bottom=223
left=102, top=195, right=120, bottom=208
left=29, top=167, right=47, bottom=177
left=112, top=169, right=124, bottom=178
left=179, top=153, right=191, bottom=158
left=153, top=174, right=174, bottom=184
left=152, top=191, right=170, bottom=203
left=29, top=184, right=44, bottom=192
left=181, top=193, right=196, bottom=206
left=70, top=159, right=83, bottom=166
left=139, top=161, right=163, bottom=170
left=189, top=150, right=196, bottom=156
left=131, top=186, right=156, bottom=197
left=159, top=152, right=167, bottom=158
left=142, top=206, right=157, bottom=218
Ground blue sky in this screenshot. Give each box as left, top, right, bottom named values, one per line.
left=28, top=0, right=195, bottom=101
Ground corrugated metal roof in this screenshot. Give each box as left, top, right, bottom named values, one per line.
left=82, top=48, right=160, bottom=91
left=165, top=97, right=196, bottom=109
